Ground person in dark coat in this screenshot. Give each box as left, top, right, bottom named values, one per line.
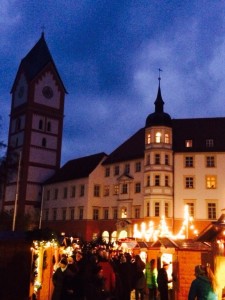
left=188, top=264, right=218, bottom=300
left=133, top=254, right=146, bottom=300
left=52, top=258, right=74, bottom=300
left=117, top=254, right=133, bottom=300
left=157, top=261, right=172, bottom=300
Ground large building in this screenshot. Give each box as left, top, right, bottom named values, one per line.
left=2, top=33, right=66, bottom=228
left=2, top=35, right=225, bottom=239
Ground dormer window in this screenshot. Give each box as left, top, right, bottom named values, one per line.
left=185, top=140, right=193, bottom=148
left=206, top=139, right=214, bottom=148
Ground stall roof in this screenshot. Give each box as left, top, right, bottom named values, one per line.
left=196, top=214, right=225, bottom=242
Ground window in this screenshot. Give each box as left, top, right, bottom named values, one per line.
left=80, top=185, right=85, bottom=196
left=71, top=186, right=76, bottom=197
left=165, top=154, right=169, bottom=165
left=105, top=167, right=110, bottom=177
left=135, top=162, right=141, bottom=172
left=39, top=119, right=43, bottom=130
left=135, top=182, right=141, bottom=193
left=154, top=202, right=160, bottom=217
left=146, top=154, right=150, bottom=166
left=46, top=190, right=50, bottom=201
left=16, top=118, right=21, bottom=131
left=186, top=203, right=194, bottom=217
left=122, top=184, right=128, bottom=194
left=79, top=207, right=83, bottom=220
left=185, top=140, right=193, bottom=148
left=155, top=154, right=160, bottom=165
left=185, top=177, right=194, bottom=188
left=45, top=209, right=49, bottom=221
left=208, top=203, right=216, bottom=219
left=62, top=208, right=67, bottom=221
left=114, top=184, right=119, bottom=195
left=147, top=133, right=151, bottom=144
left=113, top=208, right=118, bottom=219
left=70, top=208, right=75, bottom=220
left=206, top=156, right=215, bottom=167
left=155, top=175, right=160, bottom=186
left=121, top=207, right=127, bottom=218
left=93, top=208, right=99, bottom=220
left=146, top=175, right=150, bottom=187
left=104, top=209, right=109, bottom=220
left=156, top=132, right=161, bottom=143
left=54, top=188, right=58, bottom=200
left=206, top=139, right=214, bottom=148
left=42, top=138, right=47, bottom=147
left=185, top=156, right=194, bottom=167
left=134, top=208, right=140, bottom=218
left=63, top=187, right=68, bottom=198
left=47, top=121, right=51, bottom=132
left=165, top=175, right=169, bottom=187
left=94, top=185, right=100, bottom=197
left=165, top=133, right=169, bottom=144
left=104, top=185, right=110, bottom=196
left=165, top=202, right=169, bottom=217
left=146, top=202, right=150, bottom=217
left=114, top=165, right=119, bottom=176
left=206, top=176, right=216, bottom=189
left=53, top=209, right=57, bottom=221
left=124, top=163, right=130, bottom=174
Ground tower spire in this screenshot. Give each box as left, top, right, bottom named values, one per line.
left=155, top=68, right=164, bottom=113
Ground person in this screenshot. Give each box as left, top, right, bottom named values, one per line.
left=52, top=258, right=74, bottom=300
left=188, top=264, right=218, bottom=300
left=133, top=254, right=146, bottom=300
left=117, top=253, right=133, bottom=300
left=157, top=261, right=173, bottom=300
left=145, top=259, right=158, bottom=300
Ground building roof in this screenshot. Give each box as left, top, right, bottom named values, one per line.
left=45, top=152, right=107, bottom=184
left=11, top=33, right=67, bottom=93
left=102, top=128, right=145, bottom=165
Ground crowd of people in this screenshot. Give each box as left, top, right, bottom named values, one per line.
left=51, top=247, right=218, bottom=300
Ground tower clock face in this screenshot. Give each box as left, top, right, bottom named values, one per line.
left=42, top=86, right=53, bottom=99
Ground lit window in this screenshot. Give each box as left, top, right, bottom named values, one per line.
left=206, top=156, right=215, bottom=167
left=147, top=133, right=151, bottom=144
left=63, top=187, right=68, bottom=198
left=93, top=208, right=99, bottom=220
left=105, top=167, right=110, bottom=177
left=165, top=133, right=169, bottom=144
left=165, top=202, right=169, bottom=217
left=185, top=156, right=194, bottom=167
left=208, top=203, right=216, bottom=219
left=206, top=176, right=216, bottom=189
left=135, top=182, right=141, bottom=193
left=135, top=162, right=141, bottom=172
left=114, top=184, right=119, bottom=195
left=156, top=132, right=161, bottom=143
left=186, top=203, right=194, bottom=217
left=155, top=202, right=160, bottom=217
left=94, top=185, right=100, bottom=197
left=185, top=140, right=193, bottom=148
left=122, top=184, right=128, bottom=194
left=185, top=177, right=194, bottom=188
left=104, top=185, right=110, bottom=196
left=155, top=154, right=160, bottom=165
left=206, top=139, right=214, bottom=148
left=114, top=165, right=119, bottom=176
left=121, top=207, right=127, bottom=218
left=165, top=154, right=169, bottom=165
left=155, top=175, right=160, bottom=186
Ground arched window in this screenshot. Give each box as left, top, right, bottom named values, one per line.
left=39, top=119, right=43, bottom=130
left=42, top=138, right=47, bottom=147
left=155, top=132, right=161, bottom=143
left=102, top=231, right=109, bottom=243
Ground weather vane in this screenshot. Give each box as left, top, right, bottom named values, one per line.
left=158, top=68, right=163, bottom=81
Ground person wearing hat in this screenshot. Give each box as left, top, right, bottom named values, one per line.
left=52, top=258, right=75, bottom=300
left=188, top=264, right=218, bottom=300
left=157, top=261, right=173, bottom=300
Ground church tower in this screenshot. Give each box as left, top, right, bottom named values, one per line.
left=3, top=33, right=67, bottom=228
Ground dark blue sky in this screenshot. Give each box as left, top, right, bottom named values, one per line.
left=1, top=1, right=225, bottom=165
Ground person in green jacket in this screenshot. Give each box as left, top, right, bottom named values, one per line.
left=145, top=259, right=158, bottom=300
left=188, top=264, right=218, bottom=300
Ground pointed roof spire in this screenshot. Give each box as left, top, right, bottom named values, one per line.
left=154, top=68, right=164, bottom=113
